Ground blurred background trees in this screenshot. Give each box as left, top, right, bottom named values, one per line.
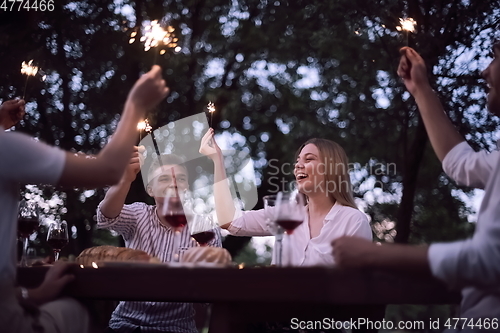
left=2, top=0, right=500, bottom=328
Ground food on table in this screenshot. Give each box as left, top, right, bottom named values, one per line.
left=181, top=247, right=232, bottom=265
left=76, top=245, right=160, bottom=266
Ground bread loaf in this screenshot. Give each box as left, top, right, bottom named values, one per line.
left=76, top=245, right=159, bottom=266
left=181, top=247, right=232, bottom=265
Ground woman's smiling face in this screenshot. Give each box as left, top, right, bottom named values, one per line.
left=294, top=143, right=326, bottom=195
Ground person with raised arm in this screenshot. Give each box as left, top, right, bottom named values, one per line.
left=200, top=129, right=372, bottom=267
left=97, top=151, right=222, bottom=333
left=0, top=65, right=169, bottom=333
left=332, top=44, right=500, bottom=327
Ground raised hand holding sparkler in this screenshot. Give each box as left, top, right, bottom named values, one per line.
left=0, top=99, right=25, bottom=129
left=396, top=18, right=417, bottom=46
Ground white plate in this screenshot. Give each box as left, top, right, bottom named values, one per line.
left=90, top=261, right=168, bottom=268
left=167, top=261, right=229, bottom=268
left=86, top=261, right=229, bottom=269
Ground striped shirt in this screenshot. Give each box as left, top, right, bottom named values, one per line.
left=97, top=202, right=222, bottom=333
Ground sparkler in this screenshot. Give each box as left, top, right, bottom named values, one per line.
left=396, top=18, right=417, bottom=46
left=137, top=118, right=152, bottom=141
left=129, top=20, right=179, bottom=64
left=20, top=60, right=41, bottom=99
left=207, top=101, right=215, bottom=128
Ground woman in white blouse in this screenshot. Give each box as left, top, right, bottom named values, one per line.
left=200, top=129, right=372, bottom=266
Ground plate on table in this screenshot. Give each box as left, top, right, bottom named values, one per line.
left=86, top=261, right=168, bottom=269
left=167, top=261, right=230, bottom=269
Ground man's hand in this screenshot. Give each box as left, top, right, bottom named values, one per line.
left=121, top=146, right=143, bottom=183
left=127, top=65, right=169, bottom=111
left=397, top=47, right=432, bottom=98
left=332, top=236, right=378, bottom=268
left=199, top=128, right=222, bottom=160
left=0, top=99, right=25, bottom=129
left=28, top=261, right=75, bottom=305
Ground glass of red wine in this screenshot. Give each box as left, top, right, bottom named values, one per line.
left=273, top=191, right=306, bottom=266
left=18, top=199, right=41, bottom=267
left=161, top=189, right=192, bottom=262
left=263, top=195, right=284, bottom=267
left=47, top=221, right=69, bottom=261
left=190, top=214, right=217, bottom=246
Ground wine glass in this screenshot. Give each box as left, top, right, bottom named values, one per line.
left=189, top=214, right=217, bottom=246
left=161, top=189, right=192, bottom=261
left=263, top=195, right=284, bottom=266
left=18, top=199, right=41, bottom=267
left=273, top=191, right=306, bottom=266
left=47, top=221, right=69, bottom=261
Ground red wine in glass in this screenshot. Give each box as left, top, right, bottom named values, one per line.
left=47, top=238, right=69, bottom=252
left=192, top=230, right=215, bottom=246
left=276, top=219, right=302, bottom=234
left=18, top=217, right=40, bottom=238
left=162, top=193, right=190, bottom=262
left=164, top=213, right=188, bottom=228
left=47, top=222, right=69, bottom=261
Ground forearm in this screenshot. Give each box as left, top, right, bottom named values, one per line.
left=212, top=154, right=236, bottom=228
left=100, top=180, right=132, bottom=218
left=58, top=101, right=145, bottom=187
left=413, top=86, right=464, bottom=162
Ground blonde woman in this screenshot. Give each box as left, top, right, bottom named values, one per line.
left=200, top=130, right=372, bottom=266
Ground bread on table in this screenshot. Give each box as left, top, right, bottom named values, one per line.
left=76, top=245, right=160, bottom=266
left=181, top=247, right=232, bottom=265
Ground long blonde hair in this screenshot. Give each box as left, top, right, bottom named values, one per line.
left=295, top=138, right=357, bottom=209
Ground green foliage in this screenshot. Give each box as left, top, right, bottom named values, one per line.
left=233, top=239, right=273, bottom=266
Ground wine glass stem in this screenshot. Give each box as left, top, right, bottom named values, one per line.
left=173, top=230, right=181, bottom=262
left=276, top=234, right=283, bottom=267
left=54, top=250, right=60, bottom=262
left=286, top=233, right=292, bottom=267
left=21, top=237, right=29, bottom=267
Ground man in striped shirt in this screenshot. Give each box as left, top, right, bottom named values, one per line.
left=97, top=152, right=222, bottom=333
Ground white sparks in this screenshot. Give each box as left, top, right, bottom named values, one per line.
left=138, top=119, right=152, bottom=132
left=21, top=60, right=39, bottom=77
left=136, top=20, right=178, bottom=53
left=207, top=101, right=215, bottom=114
left=396, top=18, right=417, bottom=33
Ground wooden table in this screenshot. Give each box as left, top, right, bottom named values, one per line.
left=18, top=265, right=461, bottom=332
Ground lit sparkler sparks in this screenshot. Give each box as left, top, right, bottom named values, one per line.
left=138, top=119, right=152, bottom=141
left=396, top=18, right=417, bottom=45
left=129, top=20, right=180, bottom=62
left=396, top=18, right=417, bottom=33
left=20, top=60, right=43, bottom=99
left=21, top=60, right=39, bottom=77
left=207, top=101, right=215, bottom=128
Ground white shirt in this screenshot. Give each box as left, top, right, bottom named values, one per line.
left=429, top=141, right=500, bottom=321
left=228, top=202, right=372, bottom=266
left=0, top=128, right=65, bottom=331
